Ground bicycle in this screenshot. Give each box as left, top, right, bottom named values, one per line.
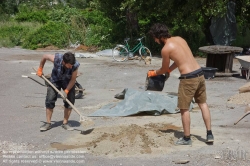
left=112, top=37, right=152, bottom=62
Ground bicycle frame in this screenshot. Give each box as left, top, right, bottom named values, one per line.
left=124, top=37, right=144, bottom=55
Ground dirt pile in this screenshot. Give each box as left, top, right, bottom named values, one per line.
left=227, top=92, right=250, bottom=105
left=49, top=123, right=184, bottom=157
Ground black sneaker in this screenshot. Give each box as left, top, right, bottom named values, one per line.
left=40, top=123, right=51, bottom=131
left=175, top=137, right=192, bottom=145
left=206, top=134, right=214, bottom=143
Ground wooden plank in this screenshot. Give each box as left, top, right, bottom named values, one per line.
left=206, top=53, right=226, bottom=72
left=227, top=53, right=234, bottom=72
left=199, top=45, right=243, bottom=54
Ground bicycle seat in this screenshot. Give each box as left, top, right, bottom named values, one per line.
left=124, top=38, right=130, bottom=42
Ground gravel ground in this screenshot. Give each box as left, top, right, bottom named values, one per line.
left=0, top=47, right=250, bottom=166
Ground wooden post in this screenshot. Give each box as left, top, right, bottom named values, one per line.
left=225, top=53, right=234, bottom=73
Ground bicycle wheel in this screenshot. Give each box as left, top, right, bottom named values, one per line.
left=112, top=45, right=129, bottom=62
left=139, top=46, right=152, bottom=60
left=75, top=81, right=83, bottom=99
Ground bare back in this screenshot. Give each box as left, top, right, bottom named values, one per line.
left=162, top=36, right=200, bottom=75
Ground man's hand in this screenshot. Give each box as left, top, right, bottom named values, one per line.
left=147, top=70, right=157, bottom=77
left=61, top=89, right=69, bottom=101
left=36, top=67, right=43, bottom=77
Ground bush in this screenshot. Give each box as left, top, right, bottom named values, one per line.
left=232, top=27, right=250, bottom=48
left=14, top=4, right=49, bottom=23
left=82, top=9, right=114, bottom=49
left=22, top=21, right=69, bottom=49
left=0, top=13, right=10, bottom=22
left=15, top=10, right=49, bottom=23
left=48, top=6, right=83, bottom=24
left=0, top=21, right=41, bottom=47
left=47, top=7, right=86, bottom=46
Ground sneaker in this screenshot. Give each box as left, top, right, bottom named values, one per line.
left=62, top=123, right=74, bottom=131
left=40, top=123, right=51, bottom=131
left=206, top=134, right=214, bottom=143
left=175, top=137, right=192, bottom=145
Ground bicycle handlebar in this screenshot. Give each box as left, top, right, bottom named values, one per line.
left=124, top=36, right=145, bottom=42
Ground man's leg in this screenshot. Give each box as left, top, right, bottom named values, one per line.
left=46, top=108, right=53, bottom=123
left=175, top=78, right=193, bottom=145
left=198, top=102, right=214, bottom=142
left=63, top=108, right=72, bottom=124
left=198, top=102, right=211, bottom=130
left=175, top=108, right=192, bottom=145
left=61, top=108, right=74, bottom=130
left=180, top=109, right=191, bottom=136
left=40, top=83, right=57, bottom=131
left=62, top=86, right=75, bottom=131
left=40, top=108, right=53, bottom=131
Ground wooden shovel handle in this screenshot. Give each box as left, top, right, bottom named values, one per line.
left=234, top=111, right=250, bottom=125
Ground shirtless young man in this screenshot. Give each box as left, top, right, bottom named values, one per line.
left=148, top=23, right=214, bottom=145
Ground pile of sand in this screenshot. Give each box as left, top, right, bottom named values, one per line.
left=227, top=81, right=250, bottom=105
left=49, top=123, right=188, bottom=157
left=227, top=92, right=250, bottom=105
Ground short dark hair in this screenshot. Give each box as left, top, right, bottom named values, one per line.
left=63, top=52, right=75, bottom=65
left=148, top=23, right=171, bottom=39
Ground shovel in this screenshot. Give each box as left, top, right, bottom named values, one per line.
left=234, top=111, right=250, bottom=125
left=23, top=69, right=94, bottom=127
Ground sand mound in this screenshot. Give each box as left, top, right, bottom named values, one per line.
left=227, top=92, right=250, bottom=105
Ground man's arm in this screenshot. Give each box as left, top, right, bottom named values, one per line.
left=65, top=68, right=78, bottom=92
left=37, top=54, right=55, bottom=76
left=169, top=62, right=178, bottom=72
left=38, top=54, right=55, bottom=68
left=147, top=44, right=178, bottom=77
left=155, top=48, right=171, bottom=75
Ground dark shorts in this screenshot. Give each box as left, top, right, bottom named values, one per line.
left=45, top=81, right=75, bottom=109
left=178, top=68, right=207, bottom=109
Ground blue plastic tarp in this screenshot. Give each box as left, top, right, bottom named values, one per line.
left=89, top=88, right=193, bottom=117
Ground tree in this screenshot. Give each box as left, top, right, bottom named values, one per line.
left=95, top=0, right=250, bottom=51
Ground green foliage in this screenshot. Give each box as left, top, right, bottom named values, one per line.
left=18, top=7, right=86, bottom=49
left=0, top=0, right=250, bottom=55
left=0, top=0, right=19, bottom=15
left=64, top=0, right=89, bottom=8
left=84, top=24, right=110, bottom=48
left=15, top=4, right=49, bottom=23
left=47, top=6, right=86, bottom=45
left=82, top=9, right=115, bottom=48
left=22, top=21, right=69, bottom=49
left=48, top=6, right=83, bottom=24
left=0, top=13, right=10, bottom=22
left=201, top=0, right=228, bottom=17
left=232, top=27, right=250, bottom=47
left=92, top=0, right=127, bottom=42
left=97, top=0, right=250, bottom=55
left=0, top=21, right=41, bottom=47
left=68, top=16, right=86, bottom=45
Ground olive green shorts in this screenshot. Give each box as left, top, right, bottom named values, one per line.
left=177, top=75, right=207, bottom=109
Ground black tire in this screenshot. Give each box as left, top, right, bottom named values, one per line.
left=112, top=45, right=129, bottom=62
left=75, top=81, right=83, bottom=99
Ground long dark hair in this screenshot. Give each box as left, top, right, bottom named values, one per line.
left=148, top=23, right=171, bottom=39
